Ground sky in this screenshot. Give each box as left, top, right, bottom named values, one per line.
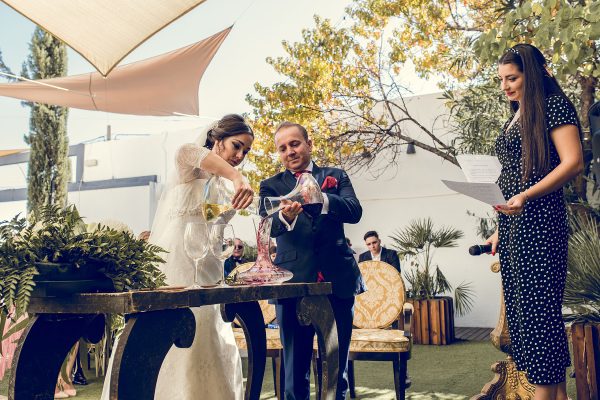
left=0, top=0, right=442, bottom=149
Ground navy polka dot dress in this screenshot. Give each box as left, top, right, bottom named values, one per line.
left=495, top=94, right=577, bottom=385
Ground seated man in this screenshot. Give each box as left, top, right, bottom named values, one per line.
left=358, top=230, right=401, bottom=272
left=269, top=244, right=277, bottom=262
left=224, top=238, right=247, bottom=277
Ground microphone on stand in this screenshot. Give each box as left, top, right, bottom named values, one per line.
left=468, top=244, right=493, bottom=256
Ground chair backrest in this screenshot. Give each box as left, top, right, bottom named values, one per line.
left=354, top=260, right=406, bottom=329
left=230, top=262, right=276, bottom=324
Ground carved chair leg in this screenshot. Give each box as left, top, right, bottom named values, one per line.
left=222, top=301, right=266, bottom=400
left=348, top=360, right=356, bottom=398
left=296, top=295, right=339, bottom=400
left=9, top=314, right=104, bottom=400
left=109, top=308, right=195, bottom=400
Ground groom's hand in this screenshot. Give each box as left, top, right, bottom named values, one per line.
left=281, top=200, right=302, bottom=223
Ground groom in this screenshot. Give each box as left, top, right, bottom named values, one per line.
left=259, top=122, right=365, bottom=400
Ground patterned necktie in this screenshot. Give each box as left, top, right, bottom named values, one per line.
left=293, top=170, right=310, bottom=178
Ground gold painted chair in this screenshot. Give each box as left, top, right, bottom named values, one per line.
left=229, top=262, right=285, bottom=399
left=313, top=260, right=413, bottom=399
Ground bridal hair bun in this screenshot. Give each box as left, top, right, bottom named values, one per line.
left=203, top=114, right=254, bottom=150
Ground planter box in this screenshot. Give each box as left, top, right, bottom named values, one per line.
left=572, top=322, right=600, bottom=400
left=407, top=296, right=455, bottom=345
left=32, top=262, right=114, bottom=297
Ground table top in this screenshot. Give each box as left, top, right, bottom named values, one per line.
left=27, top=282, right=332, bottom=314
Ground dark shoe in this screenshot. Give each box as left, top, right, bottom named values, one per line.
left=72, top=371, right=88, bottom=386
left=72, top=352, right=88, bottom=386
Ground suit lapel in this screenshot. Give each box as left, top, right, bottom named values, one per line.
left=312, top=164, right=325, bottom=190
left=282, top=170, right=296, bottom=191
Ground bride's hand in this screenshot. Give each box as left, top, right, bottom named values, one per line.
left=231, top=175, right=254, bottom=209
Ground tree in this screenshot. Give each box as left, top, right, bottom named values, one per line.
left=347, top=0, right=509, bottom=81
left=21, top=28, right=70, bottom=211
left=0, top=50, right=11, bottom=77
left=246, top=15, right=459, bottom=186
left=245, top=0, right=529, bottom=185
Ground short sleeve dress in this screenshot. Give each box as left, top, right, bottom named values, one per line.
left=495, top=94, right=578, bottom=385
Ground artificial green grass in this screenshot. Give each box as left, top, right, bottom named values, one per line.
left=0, top=340, right=577, bottom=399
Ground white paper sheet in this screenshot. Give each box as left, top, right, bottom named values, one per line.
left=456, top=155, right=502, bottom=183
left=442, top=180, right=506, bottom=206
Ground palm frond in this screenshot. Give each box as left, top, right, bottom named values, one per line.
left=432, top=226, right=464, bottom=248
left=395, top=217, right=475, bottom=314
left=434, top=266, right=452, bottom=295
left=564, top=213, right=600, bottom=322
left=454, top=282, right=476, bottom=317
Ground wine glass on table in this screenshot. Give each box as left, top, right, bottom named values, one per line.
left=183, top=221, right=209, bottom=289
left=208, top=223, right=236, bottom=287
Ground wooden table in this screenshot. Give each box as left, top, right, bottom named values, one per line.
left=9, top=283, right=339, bottom=400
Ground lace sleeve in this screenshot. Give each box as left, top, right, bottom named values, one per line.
left=175, top=143, right=211, bottom=183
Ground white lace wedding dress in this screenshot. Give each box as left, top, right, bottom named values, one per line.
left=100, top=137, right=244, bottom=400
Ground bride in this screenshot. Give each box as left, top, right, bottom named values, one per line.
left=100, top=114, right=254, bottom=400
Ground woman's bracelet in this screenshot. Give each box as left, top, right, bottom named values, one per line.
left=522, top=189, right=530, bottom=203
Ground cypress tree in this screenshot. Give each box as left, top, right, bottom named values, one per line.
left=22, top=28, right=69, bottom=211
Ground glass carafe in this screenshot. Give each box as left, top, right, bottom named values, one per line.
left=234, top=217, right=294, bottom=285
left=264, top=173, right=324, bottom=218
left=233, top=173, right=325, bottom=285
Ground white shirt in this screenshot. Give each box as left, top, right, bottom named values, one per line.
left=279, top=161, right=330, bottom=231
left=371, top=250, right=382, bottom=261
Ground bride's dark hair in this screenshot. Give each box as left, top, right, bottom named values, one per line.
left=204, top=114, right=254, bottom=149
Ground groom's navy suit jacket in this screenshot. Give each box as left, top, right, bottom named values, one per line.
left=259, top=164, right=366, bottom=298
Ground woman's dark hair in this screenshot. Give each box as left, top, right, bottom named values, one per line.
left=204, top=114, right=254, bottom=150
left=498, top=44, right=581, bottom=181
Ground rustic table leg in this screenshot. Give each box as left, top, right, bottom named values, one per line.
left=222, top=301, right=266, bottom=400
left=109, top=308, right=195, bottom=400
left=296, top=295, right=339, bottom=400
left=9, top=314, right=104, bottom=400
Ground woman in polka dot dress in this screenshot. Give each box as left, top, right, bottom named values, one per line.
left=486, top=43, right=584, bottom=399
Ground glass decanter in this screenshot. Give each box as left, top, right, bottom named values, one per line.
left=234, top=173, right=324, bottom=285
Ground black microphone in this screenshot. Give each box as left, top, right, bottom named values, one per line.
left=469, top=244, right=493, bottom=256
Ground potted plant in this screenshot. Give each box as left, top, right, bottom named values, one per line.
left=563, top=212, right=600, bottom=400
left=390, top=217, right=475, bottom=345
left=0, top=205, right=166, bottom=325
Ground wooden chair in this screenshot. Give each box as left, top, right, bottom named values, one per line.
left=229, top=262, right=285, bottom=399
left=313, top=260, right=413, bottom=400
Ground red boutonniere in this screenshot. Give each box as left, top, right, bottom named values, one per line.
left=321, top=176, right=338, bottom=190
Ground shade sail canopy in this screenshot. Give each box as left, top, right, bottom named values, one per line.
left=0, top=27, right=231, bottom=117
left=1, top=0, right=208, bottom=76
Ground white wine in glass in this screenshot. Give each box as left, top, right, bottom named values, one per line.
left=202, top=176, right=259, bottom=221
left=202, top=203, right=233, bottom=222
left=208, top=223, right=235, bottom=287
left=183, top=222, right=209, bottom=289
